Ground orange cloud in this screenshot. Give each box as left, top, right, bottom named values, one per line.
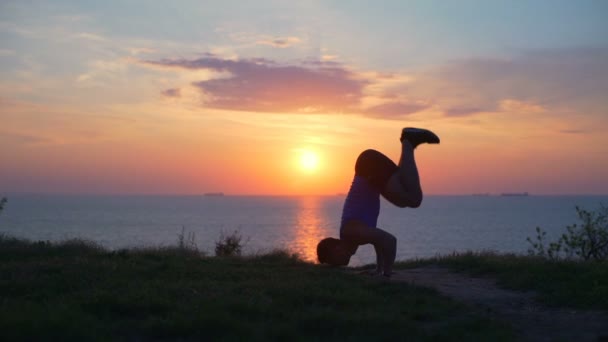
left=499, top=99, right=545, bottom=113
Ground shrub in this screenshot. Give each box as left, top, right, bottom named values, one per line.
left=527, top=204, right=608, bottom=261
left=215, top=230, right=246, bottom=257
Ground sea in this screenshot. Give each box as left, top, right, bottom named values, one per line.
left=1, top=194, right=606, bottom=266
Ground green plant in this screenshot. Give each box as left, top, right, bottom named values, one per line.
left=214, top=230, right=246, bottom=257
left=527, top=204, right=608, bottom=261
left=526, top=227, right=564, bottom=260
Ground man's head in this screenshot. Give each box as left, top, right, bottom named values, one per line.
left=316, top=237, right=352, bottom=266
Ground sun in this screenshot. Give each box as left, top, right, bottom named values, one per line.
left=300, top=150, right=319, bottom=172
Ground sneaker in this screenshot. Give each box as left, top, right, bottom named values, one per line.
left=400, top=127, right=440, bottom=147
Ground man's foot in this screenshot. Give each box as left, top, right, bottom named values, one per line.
left=400, top=127, right=440, bottom=148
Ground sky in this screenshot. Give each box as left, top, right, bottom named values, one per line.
left=1, top=0, right=607, bottom=195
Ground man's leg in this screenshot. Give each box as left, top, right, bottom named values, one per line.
left=383, top=128, right=439, bottom=208
left=383, top=139, right=423, bottom=208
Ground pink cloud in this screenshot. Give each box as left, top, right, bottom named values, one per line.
left=145, top=56, right=368, bottom=113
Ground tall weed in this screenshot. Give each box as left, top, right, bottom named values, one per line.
left=177, top=226, right=198, bottom=252
left=0, top=197, right=6, bottom=214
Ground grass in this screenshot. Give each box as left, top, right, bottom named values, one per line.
left=4, top=234, right=607, bottom=341
left=396, top=251, right=608, bottom=310
left=0, top=235, right=513, bottom=341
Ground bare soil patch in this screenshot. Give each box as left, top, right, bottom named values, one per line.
left=387, top=265, right=608, bottom=341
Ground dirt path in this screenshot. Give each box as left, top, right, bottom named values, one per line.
left=388, top=266, right=608, bottom=342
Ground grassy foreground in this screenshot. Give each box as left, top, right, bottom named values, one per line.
left=0, top=235, right=513, bottom=341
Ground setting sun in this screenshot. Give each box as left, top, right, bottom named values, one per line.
left=300, top=151, right=319, bottom=172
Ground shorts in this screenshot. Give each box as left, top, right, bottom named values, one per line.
left=354, top=149, right=398, bottom=192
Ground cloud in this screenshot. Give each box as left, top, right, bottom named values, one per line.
left=443, top=106, right=488, bottom=117
left=225, top=31, right=303, bottom=49
left=498, top=99, right=545, bottom=113
left=559, top=129, right=588, bottom=134
left=411, top=47, right=608, bottom=117
left=256, top=36, right=301, bottom=48
left=322, top=54, right=339, bottom=61
left=0, top=97, right=133, bottom=147
left=0, top=49, right=16, bottom=56
left=73, top=32, right=106, bottom=42
left=141, top=47, right=608, bottom=120
left=76, top=58, right=131, bottom=84
left=161, top=88, right=181, bottom=98
left=143, top=56, right=367, bottom=113
left=128, top=47, right=156, bottom=56
left=364, top=102, right=429, bottom=118
left=0, top=131, right=52, bottom=145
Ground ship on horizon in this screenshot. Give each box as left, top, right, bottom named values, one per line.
left=203, top=192, right=225, bottom=197
left=500, top=192, right=529, bottom=197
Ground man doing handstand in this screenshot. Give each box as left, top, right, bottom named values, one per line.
left=316, top=127, right=439, bottom=277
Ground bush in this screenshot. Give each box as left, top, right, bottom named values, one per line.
left=215, top=230, right=246, bottom=257
left=0, top=197, right=6, bottom=214
left=527, top=204, right=608, bottom=261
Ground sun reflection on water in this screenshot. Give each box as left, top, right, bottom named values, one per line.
left=291, top=196, right=335, bottom=263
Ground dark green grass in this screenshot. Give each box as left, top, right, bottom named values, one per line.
left=0, top=235, right=513, bottom=341
left=396, top=251, right=608, bottom=310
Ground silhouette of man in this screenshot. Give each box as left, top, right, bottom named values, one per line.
left=317, top=127, right=439, bottom=277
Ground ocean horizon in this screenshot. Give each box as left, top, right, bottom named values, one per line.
left=1, top=194, right=607, bottom=266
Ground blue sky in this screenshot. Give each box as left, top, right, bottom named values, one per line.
left=2, top=0, right=607, bottom=67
